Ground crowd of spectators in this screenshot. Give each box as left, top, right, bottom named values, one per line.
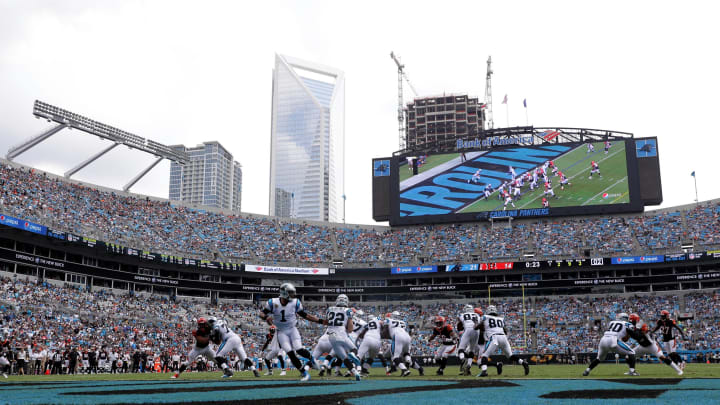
left=1, top=163, right=720, bottom=266
left=2, top=274, right=717, bottom=376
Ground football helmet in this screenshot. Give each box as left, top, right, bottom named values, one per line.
left=269, top=325, right=276, bottom=333
left=463, top=304, right=474, bottom=313
left=617, top=313, right=629, bottom=322
left=197, top=317, right=207, bottom=325
left=207, top=316, right=217, bottom=327
left=392, top=311, right=401, bottom=317
left=434, top=316, right=445, bottom=327
left=279, top=283, right=296, bottom=299
left=660, top=310, right=670, bottom=319
left=474, top=307, right=484, bottom=316
left=486, top=305, right=498, bottom=315
left=336, top=294, right=349, bottom=307
left=629, top=313, right=640, bottom=324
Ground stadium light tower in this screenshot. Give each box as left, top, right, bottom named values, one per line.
left=6, top=100, right=189, bottom=192
left=484, top=56, right=494, bottom=130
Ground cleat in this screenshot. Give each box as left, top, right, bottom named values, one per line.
left=264, top=371, right=272, bottom=376
left=333, top=370, right=341, bottom=377
left=628, top=370, right=640, bottom=376
left=477, top=370, right=488, bottom=377
left=436, top=369, right=444, bottom=376
left=355, top=372, right=361, bottom=381
left=280, top=370, right=287, bottom=376
left=318, top=367, right=326, bottom=377
left=496, top=362, right=503, bottom=375
left=222, top=368, right=234, bottom=378
left=677, top=369, right=684, bottom=376
left=464, top=366, right=472, bottom=376
left=418, top=367, right=425, bottom=376
left=253, top=369, right=261, bottom=378
left=583, top=370, right=590, bottom=376
left=170, top=373, right=179, bottom=379
left=343, top=371, right=352, bottom=378
left=523, top=362, right=530, bottom=376
left=401, top=370, right=411, bottom=377
left=301, top=371, right=311, bottom=382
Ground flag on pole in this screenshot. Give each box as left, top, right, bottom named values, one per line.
left=502, top=94, right=508, bottom=104
left=523, top=98, right=527, bottom=108
left=691, top=171, right=695, bottom=177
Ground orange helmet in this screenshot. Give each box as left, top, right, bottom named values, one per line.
left=197, top=317, right=207, bottom=325
left=269, top=325, right=276, bottom=333
left=641, top=323, right=649, bottom=333
left=434, top=316, right=445, bottom=327
left=385, top=313, right=393, bottom=319
left=474, top=307, right=484, bottom=316
left=661, top=310, right=670, bottom=319
left=629, top=313, right=640, bottom=324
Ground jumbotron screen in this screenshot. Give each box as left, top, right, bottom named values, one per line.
left=390, top=140, right=644, bottom=225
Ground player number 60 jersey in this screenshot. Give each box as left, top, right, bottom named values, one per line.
left=326, top=306, right=353, bottom=334
left=264, top=297, right=303, bottom=330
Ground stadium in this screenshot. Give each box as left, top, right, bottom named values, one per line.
left=2, top=4, right=720, bottom=405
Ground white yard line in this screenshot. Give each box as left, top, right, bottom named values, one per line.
left=581, top=177, right=628, bottom=206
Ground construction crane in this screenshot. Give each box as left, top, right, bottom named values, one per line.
left=391, top=52, right=418, bottom=150
left=484, top=56, right=494, bottom=130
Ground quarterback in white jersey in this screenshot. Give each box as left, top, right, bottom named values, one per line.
left=209, top=318, right=258, bottom=378
left=457, top=305, right=482, bottom=375
left=259, top=283, right=327, bottom=381
left=475, top=305, right=529, bottom=377
left=583, top=313, right=638, bottom=376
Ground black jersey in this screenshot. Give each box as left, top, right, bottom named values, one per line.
left=656, top=318, right=679, bottom=341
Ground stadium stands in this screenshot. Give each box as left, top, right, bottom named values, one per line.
left=1, top=161, right=719, bottom=267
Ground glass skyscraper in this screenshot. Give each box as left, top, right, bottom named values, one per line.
left=269, top=54, right=345, bottom=222
left=169, top=141, right=242, bottom=212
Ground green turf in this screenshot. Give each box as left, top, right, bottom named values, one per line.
left=3, top=364, right=718, bottom=382
left=398, top=153, right=460, bottom=183
left=459, top=141, right=630, bottom=213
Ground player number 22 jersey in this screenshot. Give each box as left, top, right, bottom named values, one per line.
left=264, top=298, right=303, bottom=330
left=326, top=306, right=353, bottom=334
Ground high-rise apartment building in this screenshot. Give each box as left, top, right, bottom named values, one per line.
left=269, top=54, right=345, bottom=222
left=405, top=94, right=484, bottom=150
left=169, top=141, right=242, bottom=211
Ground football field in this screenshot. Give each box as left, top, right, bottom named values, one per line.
left=459, top=141, right=630, bottom=213
left=2, top=364, right=719, bottom=404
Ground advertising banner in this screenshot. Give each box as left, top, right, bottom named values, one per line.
left=245, top=264, right=329, bottom=276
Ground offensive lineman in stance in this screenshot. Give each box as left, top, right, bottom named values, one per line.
left=583, top=313, right=638, bottom=376
left=171, top=317, right=216, bottom=379
left=356, top=315, right=387, bottom=375
left=260, top=283, right=326, bottom=381
left=209, top=317, right=260, bottom=378
left=475, top=305, right=529, bottom=377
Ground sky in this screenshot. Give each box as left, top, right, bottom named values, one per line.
left=0, top=1, right=718, bottom=225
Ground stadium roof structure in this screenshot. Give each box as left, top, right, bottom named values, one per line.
left=6, top=100, right=190, bottom=192
left=393, top=125, right=634, bottom=157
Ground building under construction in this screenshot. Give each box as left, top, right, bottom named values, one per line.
left=405, top=94, right=485, bottom=151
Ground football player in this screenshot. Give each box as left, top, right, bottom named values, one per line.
left=456, top=305, right=481, bottom=375
left=542, top=197, right=549, bottom=208
left=383, top=312, right=424, bottom=377
left=356, top=315, right=386, bottom=375
left=475, top=305, right=529, bottom=377
left=209, top=317, right=259, bottom=378
left=325, top=294, right=362, bottom=380
left=589, top=161, right=601, bottom=179
left=468, top=169, right=482, bottom=184
left=503, top=191, right=516, bottom=211
left=652, top=310, right=687, bottom=369
left=261, top=326, right=287, bottom=376
left=544, top=182, right=556, bottom=199
left=171, top=317, right=217, bottom=379
left=587, top=142, right=595, bottom=153
left=558, top=171, right=571, bottom=190
left=628, top=314, right=683, bottom=375
left=604, top=140, right=611, bottom=154
left=583, top=313, right=637, bottom=376
left=428, top=316, right=458, bottom=375
left=260, top=282, right=327, bottom=381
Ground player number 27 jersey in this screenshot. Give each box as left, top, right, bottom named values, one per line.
left=264, top=297, right=303, bottom=330
left=326, top=306, right=353, bottom=334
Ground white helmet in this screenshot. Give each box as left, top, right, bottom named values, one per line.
left=355, top=309, right=365, bottom=316
left=463, top=304, right=474, bottom=312
left=279, top=283, right=296, bottom=299
left=207, top=316, right=217, bottom=326
left=336, top=294, right=349, bottom=307
left=392, top=311, right=400, bottom=317
left=617, top=313, right=629, bottom=322
left=487, top=305, right=498, bottom=315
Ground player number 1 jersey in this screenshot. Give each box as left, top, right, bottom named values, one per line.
left=264, top=297, right=303, bottom=330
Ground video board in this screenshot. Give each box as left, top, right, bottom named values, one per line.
left=391, top=140, right=644, bottom=225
